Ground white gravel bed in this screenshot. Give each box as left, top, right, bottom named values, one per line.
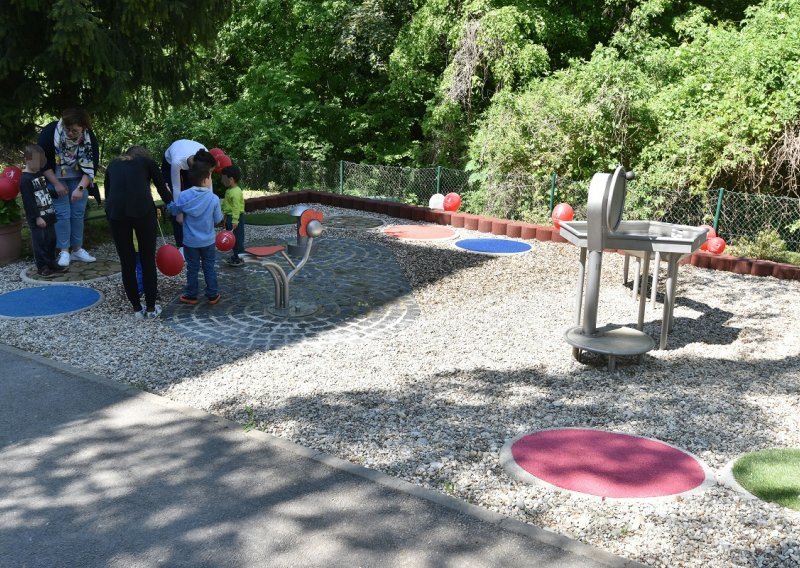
left=1, top=204, right=799, bottom=567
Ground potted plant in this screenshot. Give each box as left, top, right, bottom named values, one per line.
left=0, top=174, right=22, bottom=265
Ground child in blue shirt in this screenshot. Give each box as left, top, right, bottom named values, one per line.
left=168, top=152, right=224, bottom=304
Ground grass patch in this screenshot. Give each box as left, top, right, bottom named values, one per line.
left=245, top=212, right=296, bottom=226
left=733, top=448, right=800, bottom=510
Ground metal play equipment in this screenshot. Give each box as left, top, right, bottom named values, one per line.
left=243, top=209, right=324, bottom=317
left=559, top=167, right=707, bottom=369
left=288, top=205, right=313, bottom=256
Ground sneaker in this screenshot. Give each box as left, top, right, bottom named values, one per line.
left=37, top=267, right=54, bottom=279
left=226, top=257, right=244, bottom=267
left=50, top=264, right=68, bottom=273
left=144, top=304, right=162, bottom=319
left=207, top=294, right=221, bottom=305
left=70, top=248, right=96, bottom=263
left=179, top=295, right=198, bottom=305
left=57, top=251, right=71, bottom=267
left=134, top=308, right=145, bottom=319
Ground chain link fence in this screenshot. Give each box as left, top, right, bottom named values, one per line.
left=240, top=157, right=800, bottom=252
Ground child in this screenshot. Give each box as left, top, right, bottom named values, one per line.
left=19, top=145, right=67, bottom=278
left=167, top=151, right=223, bottom=304
left=220, top=164, right=245, bottom=266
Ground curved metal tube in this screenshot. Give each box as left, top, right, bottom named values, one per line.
left=287, top=237, right=316, bottom=283
left=262, top=262, right=289, bottom=308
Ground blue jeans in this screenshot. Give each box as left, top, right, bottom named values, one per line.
left=50, top=177, right=89, bottom=250
left=184, top=244, right=218, bottom=298
left=225, top=213, right=245, bottom=258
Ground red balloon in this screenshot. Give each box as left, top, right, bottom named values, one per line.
left=2, top=166, right=22, bottom=188
left=443, top=192, right=462, bottom=212
left=216, top=230, right=236, bottom=252
left=156, top=244, right=184, bottom=276
left=706, top=237, right=726, bottom=255
left=552, top=202, right=574, bottom=229
left=213, top=154, right=233, bottom=174
left=209, top=147, right=225, bottom=157
left=0, top=176, right=18, bottom=201
left=699, top=224, right=716, bottom=250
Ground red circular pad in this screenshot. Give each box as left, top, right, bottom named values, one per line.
left=509, top=428, right=707, bottom=498
left=384, top=225, right=455, bottom=240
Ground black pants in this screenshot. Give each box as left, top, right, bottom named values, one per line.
left=27, top=219, right=57, bottom=270
left=161, top=157, right=184, bottom=248
left=225, top=213, right=246, bottom=258
left=109, top=213, right=158, bottom=311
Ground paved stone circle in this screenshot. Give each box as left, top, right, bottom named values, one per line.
left=20, top=256, right=121, bottom=284
left=161, top=237, right=419, bottom=350
left=324, top=215, right=384, bottom=230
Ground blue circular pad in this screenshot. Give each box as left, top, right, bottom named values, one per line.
left=454, top=238, right=532, bottom=255
left=0, top=286, right=102, bottom=318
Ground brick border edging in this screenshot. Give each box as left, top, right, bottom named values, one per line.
left=245, top=192, right=800, bottom=281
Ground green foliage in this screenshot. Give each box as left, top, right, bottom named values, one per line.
left=0, top=0, right=232, bottom=143
left=103, top=0, right=638, bottom=168
left=730, top=228, right=791, bottom=262
left=0, top=197, right=21, bottom=226
left=469, top=0, right=799, bottom=213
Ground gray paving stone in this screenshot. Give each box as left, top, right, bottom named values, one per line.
left=163, top=238, right=418, bottom=350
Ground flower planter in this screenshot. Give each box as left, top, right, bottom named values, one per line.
left=0, top=220, right=22, bottom=266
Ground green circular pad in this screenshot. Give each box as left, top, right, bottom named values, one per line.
left=245, top=212, right=297, bottom=226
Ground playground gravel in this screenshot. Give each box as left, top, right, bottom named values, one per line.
left=1, top=204, right=799, bottom=568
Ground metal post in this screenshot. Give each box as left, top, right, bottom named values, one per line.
left=436, top=166, right=442, bottom=195
left=339, top=161, right=344, bottom=194
left=549, top=173, right=557, bottom=214
left=713, top=187, right=724, bottom=232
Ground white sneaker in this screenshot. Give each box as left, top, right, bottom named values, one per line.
left=134, top=309, right=145, bottom=319
left=57, top=251, right=71, bottom=267
left=144, top=304, right=162, bottom=319
left=70, top=248, right=96, bottom=263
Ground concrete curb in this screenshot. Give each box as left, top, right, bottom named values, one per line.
left=1, top=342, right=643, bottom=568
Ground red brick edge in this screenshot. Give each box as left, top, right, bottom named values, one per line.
left=245, top=192, right=800, bottom=280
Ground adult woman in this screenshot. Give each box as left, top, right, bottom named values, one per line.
left=37, top=108, right=100, bottom=267
left=162, top=139, right=207, bottom=249
left=105, top=146, right=173, bottom=318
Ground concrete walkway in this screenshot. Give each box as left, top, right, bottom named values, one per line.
left=0, top=344, right=640, bottom=568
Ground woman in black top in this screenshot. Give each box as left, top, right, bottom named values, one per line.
left=104, top=146, right=173, bottom=318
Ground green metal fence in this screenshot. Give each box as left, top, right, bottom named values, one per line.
left=241, top=158, right=800, bottom=252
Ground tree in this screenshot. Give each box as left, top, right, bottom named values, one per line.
left=0, top=0, right=231, bottom=142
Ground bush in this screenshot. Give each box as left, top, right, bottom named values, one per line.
left=730, top=229, right=791, bottom=263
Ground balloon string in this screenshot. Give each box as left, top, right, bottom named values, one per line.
left=157, top=207, right=167, bottom=247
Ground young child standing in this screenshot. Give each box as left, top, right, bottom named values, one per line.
left=167, top=152, right=224, bottom=304
left=220, top=165, right=245, bottom=266
left=19, top=144, right=67, bottom=278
